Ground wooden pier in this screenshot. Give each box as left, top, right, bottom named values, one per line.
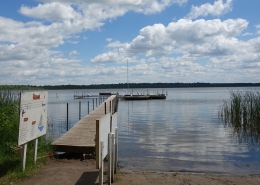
left=51, top=95, right=118, bottom=154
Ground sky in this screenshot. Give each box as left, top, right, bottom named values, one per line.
left=0, top=0, right=259, bottom=85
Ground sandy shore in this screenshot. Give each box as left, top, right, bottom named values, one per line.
left=17, top=157, right=260, bottom=185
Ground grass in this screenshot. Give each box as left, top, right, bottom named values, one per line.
left=0, top=90, right=54, bottom=184
left=220, top=90, right=260, bottom=145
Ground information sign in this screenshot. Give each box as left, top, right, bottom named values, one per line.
left=18, top=91, right=48, bottom=146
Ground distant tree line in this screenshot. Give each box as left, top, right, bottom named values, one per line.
left=0, top=85, right=43, bottom=90
left=2, top=82, right=259, bottom=90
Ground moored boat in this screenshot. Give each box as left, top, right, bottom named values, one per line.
left=149, top=94, right=166, bottom=99
left=122, top=95, right=150, bottom=100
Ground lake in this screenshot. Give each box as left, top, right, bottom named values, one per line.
left=47, top=87, right=260, bottom=174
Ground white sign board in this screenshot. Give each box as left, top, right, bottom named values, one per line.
left=18, top=91, right=48, bottom=146
left=111, top=112, right=118, bottom=133
left=98, top=113, right=111, bottom=161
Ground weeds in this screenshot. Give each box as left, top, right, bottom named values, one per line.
left=0, top=90, right=53, bottom=184
left=220, top=90, right=260, bottom=145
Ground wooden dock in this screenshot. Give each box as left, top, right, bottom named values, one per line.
left=52, top=95, right=118, bottom=154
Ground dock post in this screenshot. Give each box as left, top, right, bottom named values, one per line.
left=111, top=133, right=115, bottom=183
left=115, top=127, right=118, bottom=174
left=110, top=101, right=111, bottom=113
left=88, top=101, right=89, bottom=114
left=105, top=102, right=106, bottom=114
left=79, top=101, right=81, bottom=120
left=67, top=103, right=69, bottom=131
left=99, top=141, right=104, bottom=185
left=108, top=133, right=113, bottom=185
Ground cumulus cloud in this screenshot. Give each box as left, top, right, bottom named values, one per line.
left=0, top=0, right=259, bottom=85
left=69, top=50, right=79, bottom=56
left=2, top=0, right=188, bottom=85
left=39, top=0, right=188, bottom=14
left=90, top=17, right=260, bottom=83
left=242, top=32, right=253, bottom=36
left=106, top=38, right=112, bottom=42
left=256, top=24, right=260, bottom=34
left=91, top=51, right=124, bottom=63
left=93, top=18, right=248, bottom=60
left=186, top=0, right=233, bottom=20
left=20, top=3, right=81, bottom=21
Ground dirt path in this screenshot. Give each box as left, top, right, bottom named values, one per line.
left=17, top=156, right=260, bottom=185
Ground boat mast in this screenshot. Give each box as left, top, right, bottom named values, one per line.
left=127, top=59, right=129, bottom=92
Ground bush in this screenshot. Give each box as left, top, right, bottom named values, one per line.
left=0, top=91, right=20, bottom=155
left=0, top=90, right=53, bottom=184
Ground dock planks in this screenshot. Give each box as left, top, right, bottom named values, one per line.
left=51, top=95, right=117, bottom=154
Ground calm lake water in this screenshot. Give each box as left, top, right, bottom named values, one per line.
left=47, top=87, right=260, bottom=174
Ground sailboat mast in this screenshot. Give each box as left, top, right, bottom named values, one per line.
left=127, top=59, right=129, bottom=90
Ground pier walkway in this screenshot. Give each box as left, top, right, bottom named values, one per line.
left=51, top=95, right=118, bottom=154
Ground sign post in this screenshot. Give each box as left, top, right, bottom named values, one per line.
left=18, top=91, right=48, bottom=171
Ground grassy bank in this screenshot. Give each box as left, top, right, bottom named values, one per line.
left=221, top=90, right=260, bottom=145
left=0, top=90, right=53, bottom=184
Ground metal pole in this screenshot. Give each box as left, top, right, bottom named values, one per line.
left=115, top=128, right=118, bottom=174
left=67, top=103, right=69, bottom=131
left=33, top=138, right=38, bottom=164
left=111, top=133, right=115, bottom=183
left=96, top=98, right=97, bottom=108
left=105, top=102, right=106, bottom=114
left=110, top=100, right=111, bottom=113
left=79, top=101, right=81, bottom=120
left=93, top=99, right=94, bottom=110
left=22, top=143, right=27, bottom=171
left=99, top=141, right=104, bottom=185
left=108, top=133, right=112, bottom=185
left=88, top=101, right=89, bottom=114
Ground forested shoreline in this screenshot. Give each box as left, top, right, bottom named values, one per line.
left=1, top=82, right=260, bottom=90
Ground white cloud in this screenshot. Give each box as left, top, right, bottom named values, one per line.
left=123, top=19, right=248, bottom=56
left=39, top=0, right=188, bottom=14
left=106, top=38, right=112, bottom=42
left=91, top=50, right=124, bottom=63
left=256, top=24, right=260, bottom=34
left=90, top=17, right=260, bottom=83
left=20, top=3, right=81, bottom=22
left=69, top=50, right=79, bottom=56
left=242, top=32, right=253, bottom=36
left=186, top=0, right=233, bottom=20
left=107, top=41, right=126, bottom=48
left=0, top=0, right=259, bottom=85
left=92, top=18, right=249, bottom=63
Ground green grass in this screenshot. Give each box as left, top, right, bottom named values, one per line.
left=0, top=90, right=54, bottom=184
left=220, top=90, right=260, bottom=145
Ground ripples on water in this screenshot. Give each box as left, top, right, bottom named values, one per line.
left=47, top=88, right=260, bottom=174
left=117, top=88, right=260, bottom=174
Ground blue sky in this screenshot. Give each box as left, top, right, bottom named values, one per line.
left=0, top=0, right=259, bottom=85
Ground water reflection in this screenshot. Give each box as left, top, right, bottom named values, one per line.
left=118, top=88, right=260, bottom=174
left=46, top=88, right=260, bottom=174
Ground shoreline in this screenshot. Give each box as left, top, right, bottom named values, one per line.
left=16, top=157, right=260, bottom=185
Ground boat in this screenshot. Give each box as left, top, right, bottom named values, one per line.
left=148, top=94, right=166, bottom=99
left=99, top=92, right=117, bottom=95
left=122, top=95, right=150, bottom=100
left=120, top=59, right=166, bottom=100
